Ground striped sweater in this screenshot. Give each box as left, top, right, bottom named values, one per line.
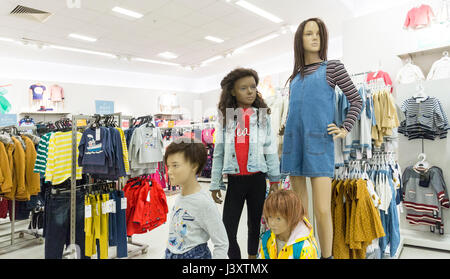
left=45, top=131, right=83, bottom=185
left=33, top=132, right=53, bottom=174
left=302, top=60, right=363, bottom=132
left=399, top=96, right=449, bottom=140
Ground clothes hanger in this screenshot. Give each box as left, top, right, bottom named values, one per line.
left=414, top=153, right=430, bottom=171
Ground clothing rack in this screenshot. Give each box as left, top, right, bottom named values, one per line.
left=0, top=125, right=43, bottom=255
left=69, top=113, right=149, bottom=258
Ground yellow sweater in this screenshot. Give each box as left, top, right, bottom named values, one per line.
left=0, top=142, right=12, bottom=194
left=22, top=136, right=41, bottom=196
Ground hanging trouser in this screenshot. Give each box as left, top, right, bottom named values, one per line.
left=112, top=190, right=128, bottom=258
left=95, top=194, right=109, bottom=259
left=44, top=189, right=89, bottom=259
left=85, top=194, right=94, bottom=257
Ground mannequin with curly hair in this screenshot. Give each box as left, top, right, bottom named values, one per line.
left=210, top=68, right=281, bottom=259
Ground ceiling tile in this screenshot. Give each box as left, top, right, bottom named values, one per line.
left=117, top=0, right=167, bottom=14
left=156, top=1, right=194, bottom=20
left=197, top=1, right=237, bottom=18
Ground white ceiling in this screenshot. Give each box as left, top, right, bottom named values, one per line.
left=0, top=0, right=411, bottom=79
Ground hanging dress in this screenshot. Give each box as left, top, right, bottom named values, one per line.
left=281, top=61, right=336, bottom=177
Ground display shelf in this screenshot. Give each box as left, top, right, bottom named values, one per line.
left=19, top=111, right=70, bottom=115
left=154, top=113, right=183, bottom=120
left=400, top=228, right=450, bottom=251
left=397, top=44, right=450, bottom=59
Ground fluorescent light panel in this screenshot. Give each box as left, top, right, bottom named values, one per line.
left=235, top=0, right=283, bottom=23
left=68, top=33, right=97, bottom=42
left=201, top=55, right=223, bottom=65
left=158, top=52, right=178, bottom=60
left=133, top=57, right=180, bottom=66
left=205, top=36, right=224, bottom=43
left=112, top=6, right=143, bottom=19
left=49, top=44, right=115, bottom=58
left=235, top=33, right=280, bottom=53
left=0, top=37, right=15, bottom=42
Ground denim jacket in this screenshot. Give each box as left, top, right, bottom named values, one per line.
left=210, top=107, right=280, bottom=191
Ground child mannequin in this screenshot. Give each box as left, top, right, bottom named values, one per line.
left=164, top=139, right=228, bottom=259
left=210, top=68, right=280, bottom=259
left=259, top=190, right=319, bottom=259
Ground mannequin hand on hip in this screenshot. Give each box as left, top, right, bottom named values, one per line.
left=211, top=190, right=223, bottom=204
left=327, top=123, right=348, bottom=140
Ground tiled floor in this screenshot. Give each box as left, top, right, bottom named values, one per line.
left=1, top=183, right=450, bottom=259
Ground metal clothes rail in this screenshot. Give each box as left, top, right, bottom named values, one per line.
left=68, top=113, right=148, bottom=259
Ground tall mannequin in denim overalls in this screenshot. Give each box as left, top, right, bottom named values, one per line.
left=281, top=18, right=355, bottom=259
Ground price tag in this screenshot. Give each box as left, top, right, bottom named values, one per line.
left=111, top=200, right=116, bottom=214
left=76, top=119, right=87, bottom=127
left=85, top=205, right=92, bottom=218
left=146, top=191, right=151, bottom=202
left=121, top=197, right=127, bottom=210
left=96, top=128, right=101, bottom=141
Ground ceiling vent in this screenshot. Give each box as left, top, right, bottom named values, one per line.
left=10, top=5, right=52, bottom=23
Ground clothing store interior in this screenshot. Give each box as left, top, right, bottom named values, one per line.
left=0, top=0, right=449, bottom=260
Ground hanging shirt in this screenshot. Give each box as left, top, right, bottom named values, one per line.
left=396, top=63, right=425, bottom=84
left=426, top=58, right=450, bottom=80
left=366, top=71, right=393, bottom=92
left=404, top=4, right=435, bottom=29
left=29, top=84, right=46, bottom=100
left=45, top=131, right=83, bottom=185
left=49, top=85, right=64, bottom=102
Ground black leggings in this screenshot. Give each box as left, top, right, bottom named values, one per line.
left=223, top=172, right=267, bottom=259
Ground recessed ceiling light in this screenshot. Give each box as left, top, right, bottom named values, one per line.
left=49, top=44, right=115, bottom=58
left=0, top=37, right=15, bottom=42
left=112, top=6, right=144, bottom=19
left=205, top=36, right=224, bottom=43
left=234, top=33, right=280, bottom=53
left=133, top=57, right=180, bottom=66
left=68, top=33, right=97, bottom=42
left=158, top=52, right=178, bottom=60
left=235, top=0, right=283, bottom=23
left=201, top=55, right=223, bottom=66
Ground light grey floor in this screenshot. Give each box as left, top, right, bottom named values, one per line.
left=0, top=182, right=449, bottom=259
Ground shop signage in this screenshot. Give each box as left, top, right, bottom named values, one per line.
left=0, top=114, right=17, bottom=127
left=95, top=100, right=114, bottom=115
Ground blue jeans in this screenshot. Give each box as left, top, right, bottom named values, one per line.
left=165, top=243, right=212, bottom=259
left=44, top=189, right=89, bottom=259
left=111, top=190, right=128, bottom=258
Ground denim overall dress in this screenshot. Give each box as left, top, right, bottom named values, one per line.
left=281, top=61, right=335, bottom=178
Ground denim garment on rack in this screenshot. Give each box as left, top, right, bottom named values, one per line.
left=377, top=169, right=401, bottom=258
left=44, top=188, right=89, bottom=259
left=281, top=61, right=335, bottom=178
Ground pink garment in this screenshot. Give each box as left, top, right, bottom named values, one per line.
left=366, top=71, right=393, bottom=93
left=49, top=85, right=64, bottom=102
left=404, top=4, right=435, bottom=28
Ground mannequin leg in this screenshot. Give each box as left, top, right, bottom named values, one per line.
left=290, top=176, right=309, bottom=218
left=311, top=177, right=333, bottom=258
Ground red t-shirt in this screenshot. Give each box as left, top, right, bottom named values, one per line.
left=234, top=108, right=257, bottom=176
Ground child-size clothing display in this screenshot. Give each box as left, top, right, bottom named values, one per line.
left=49, top=85, right=64, bottom=102
left=281, top=60, right=362, bottom=178
left=167, top=188, right=228, bottom=259
left=123, top=175, right=168, bottom=237
left=258, top=218, right=319, bottom=259
left=404, top=4, right=435, bottom=29
left=128, top=125, right=164, bottom=178
left=427, top=55, right=450, bottom=81
left=402, top=166, right=449, bottom=232
left=398, top=96, right=449, bottom=140
left=29, top=84, right=46, bottom=100
left=396, top=62, right=426, bottom=84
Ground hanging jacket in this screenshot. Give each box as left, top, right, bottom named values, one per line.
left=21, top=135, right=40, bottom=196
left=0, top=140, right=13, bottom=195
left=11, top=137, right=29, bottom=201
left=258, top=218, right=319, bottom=259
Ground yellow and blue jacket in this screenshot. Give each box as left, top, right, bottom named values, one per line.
left=258, top=218, right=319, bottom=259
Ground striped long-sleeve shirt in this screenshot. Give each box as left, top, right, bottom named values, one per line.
left=399, top=96, right=449, bottom=140
left=45, top=131, right=83, bottom=185
left=33, top=132, right=53, bottom=174
left=303, top=60, right=363, bottom=132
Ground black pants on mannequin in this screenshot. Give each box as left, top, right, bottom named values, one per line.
left=222, top=172, right=266, bottom=259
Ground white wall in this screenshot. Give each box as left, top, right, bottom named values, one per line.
left=1, top=77, right=201, bottom=118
